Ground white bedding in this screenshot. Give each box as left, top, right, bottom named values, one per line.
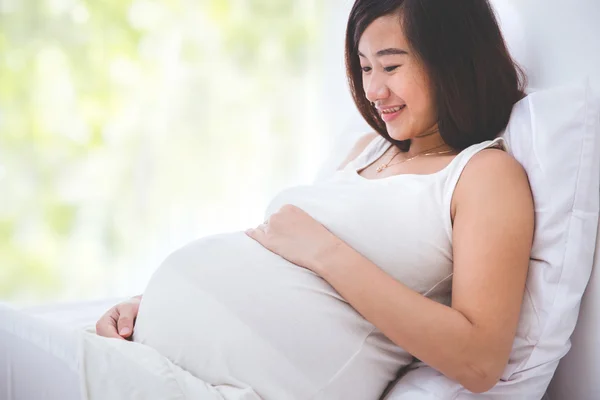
left=0, top=299, right=265, bottom=400
left=0, top=297, right=405, bottom=400
left=0, top=301, right=88, bottom=400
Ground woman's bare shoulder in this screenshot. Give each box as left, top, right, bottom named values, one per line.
left=453, top=148, right=532, bottom=217
left=336, top=132, right=379, bottom=171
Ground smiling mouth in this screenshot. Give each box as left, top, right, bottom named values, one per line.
left=379, top=105, right=406, bottom=122
left=380, top=105, right=406, bottom=115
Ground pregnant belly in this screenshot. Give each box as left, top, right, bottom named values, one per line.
left=132, top=231, right=408, bottom=399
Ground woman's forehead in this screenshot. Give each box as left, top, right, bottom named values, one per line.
left=357, top=15, right=408, bottom=55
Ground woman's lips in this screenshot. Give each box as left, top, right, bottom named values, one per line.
left=380, top=105, right=406, bottom=122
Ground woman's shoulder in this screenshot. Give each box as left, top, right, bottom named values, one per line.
left=336, top=132, right=380, bottom=171
left=455, top=147, right=531, bottom=211
left=466, top=146, right=524, bottom=180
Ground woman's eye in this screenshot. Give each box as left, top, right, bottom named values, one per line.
left=361, top=66, right=372, bottom=73
left=384, top=65, right=400, bottom=72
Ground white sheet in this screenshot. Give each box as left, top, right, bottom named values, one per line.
left=0, top=300, right=267, bottom=400
left=0, top=300, right=94, bottom=400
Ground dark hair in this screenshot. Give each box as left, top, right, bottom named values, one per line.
left=345, top=0, right=527, bottom=151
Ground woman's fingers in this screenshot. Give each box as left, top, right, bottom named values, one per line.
left=116, top=297, right=141, bottom=339
left=116, top=314, right=134, bottom=338
left=95, top=296, right=142, bottom=340
left=96, top=308, right=125, bottom=340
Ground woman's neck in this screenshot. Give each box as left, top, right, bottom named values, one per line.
left=406, top=126, right=453, bottom=157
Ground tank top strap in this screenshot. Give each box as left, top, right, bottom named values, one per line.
left=444, top=136, right=508, bottom=189
left=346, top=134, right=389, bottom=172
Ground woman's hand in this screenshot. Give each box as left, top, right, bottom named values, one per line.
left=95, top=295, right=142, bottom=340
left=245, top=204, right=342, bottom=274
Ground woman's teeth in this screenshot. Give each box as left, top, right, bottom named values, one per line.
left=382, top=106, right=405, bottom=114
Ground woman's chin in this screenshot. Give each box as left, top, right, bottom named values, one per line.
left=387, top=130, right=411, bottom=142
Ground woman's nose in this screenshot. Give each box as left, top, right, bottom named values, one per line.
left=365, top=73, right=390, bottom=103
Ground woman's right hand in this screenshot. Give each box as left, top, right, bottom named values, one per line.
left=95, top=294, right=143, bottom=340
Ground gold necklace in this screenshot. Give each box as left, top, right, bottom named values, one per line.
left=376, top=145, right=454, bottom=173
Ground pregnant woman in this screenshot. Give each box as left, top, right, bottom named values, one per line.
left=96, top=0, right=534, bottom=398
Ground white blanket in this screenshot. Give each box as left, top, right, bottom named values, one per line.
left=80, top=328, right=262, bottom=399
left=0, top=301, right=262, bottom=400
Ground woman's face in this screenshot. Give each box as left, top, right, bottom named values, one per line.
left=358, top=14, right=438, bottom=141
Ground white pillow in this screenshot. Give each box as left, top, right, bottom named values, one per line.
left=378, top=81, right=600, bottom=398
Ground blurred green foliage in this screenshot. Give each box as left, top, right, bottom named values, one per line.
left=0, top=0, right=323, bottom=305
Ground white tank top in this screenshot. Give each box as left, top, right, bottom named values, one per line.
left=128, top=134, right=507, bottom=400
left=265, top=134, right=507, bottom=306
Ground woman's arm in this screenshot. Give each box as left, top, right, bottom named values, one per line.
left=314, top=149, right=534, bottom=393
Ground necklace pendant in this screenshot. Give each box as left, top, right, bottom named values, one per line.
left=376, top=164, right=386, bottom=173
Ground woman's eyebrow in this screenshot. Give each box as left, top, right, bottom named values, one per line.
left=358, top=48, right=408, bottom=58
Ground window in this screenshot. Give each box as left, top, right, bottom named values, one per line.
left=0, top=0, right=326, bottom=306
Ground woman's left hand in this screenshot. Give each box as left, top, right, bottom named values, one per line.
left=245, top=204, right=342, bottom=274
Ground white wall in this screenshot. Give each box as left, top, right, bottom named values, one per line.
left=491, top=0, right=600, bottom=93
left=314, top=0, right=370, bottom=181
left=320, top=0, right=369, bottom=137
